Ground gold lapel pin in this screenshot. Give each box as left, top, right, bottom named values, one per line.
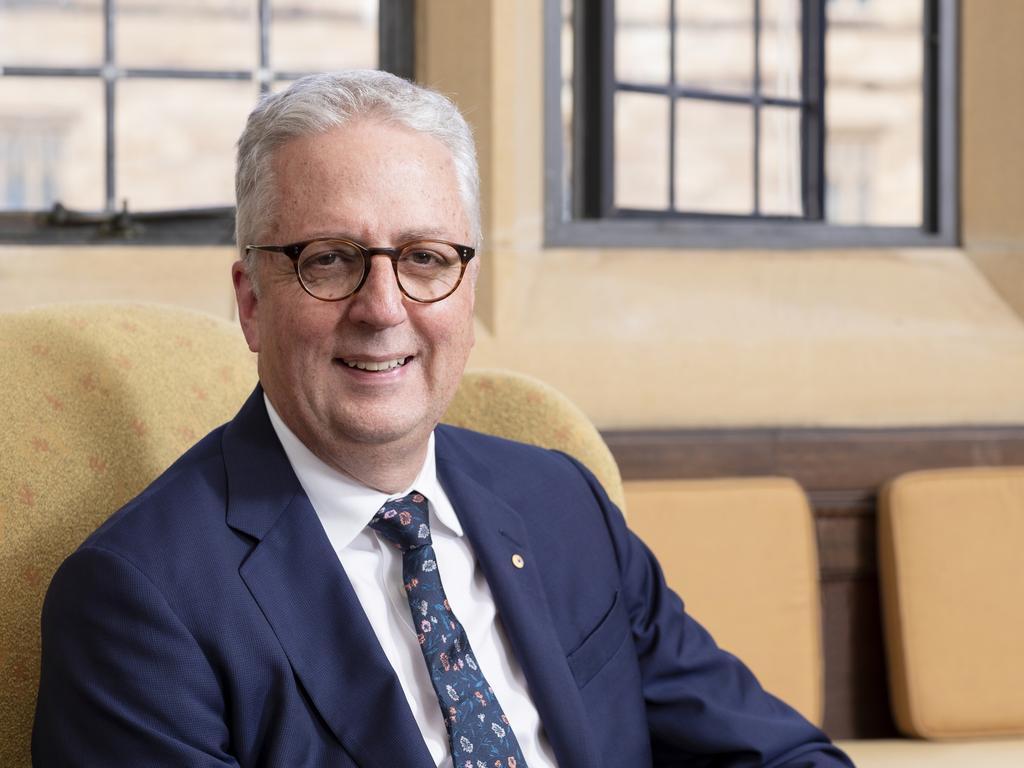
left=511, top=553, right=525, bottom=569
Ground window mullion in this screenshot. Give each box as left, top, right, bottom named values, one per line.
left=573, top=0, right=615, bottom=218
left=921, top=0, right=939, bottom=233
left=799, top=0, right=825, bottom=221
left=104, top=0, right=116, bottom=213
left=667, top=0, right=677, bottom=213
left=753, top=0, right=762, bottom=216
left=258, top=0, right=271, bottom=93
left=379, top=0, right=415, bottom=81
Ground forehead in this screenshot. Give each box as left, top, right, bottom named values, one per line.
left=267, top=120, right=469, bottom=244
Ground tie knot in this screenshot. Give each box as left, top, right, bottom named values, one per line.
left=369, top=491, right=432, bottom=552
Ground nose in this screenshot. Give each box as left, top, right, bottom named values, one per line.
left=345, top=254, right=407, bottom=328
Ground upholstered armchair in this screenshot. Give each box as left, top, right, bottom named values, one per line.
left=0, top=303, right=257, bottom=766
left=0, top=302, right=623, bottom=767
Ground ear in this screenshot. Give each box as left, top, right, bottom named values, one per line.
left=232, top=260, right=261, bottom=353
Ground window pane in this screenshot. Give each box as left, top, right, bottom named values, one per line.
left=675, top=0, right=753, bottom=95
left=761, top=0, right=801, bottom=99
left=561, top=0, right=575, bottom=218
left=117, top=80, right=256, bottom=210
left=0, top=1, right=103, bottom=68
left=760, top=106, right=802, bottom=216
left=117, top=0, right=256, bottom=70
left=616, top=0, right=670, bottom=85
left=825, top=0, right=922, bottom=226
left=675, top=99, right=753, bottom=214
left=0, top=78, right=104, bottom=211
left=614, top=92, right=669, bottom=210
left=271, top=0, right=377, bottom=73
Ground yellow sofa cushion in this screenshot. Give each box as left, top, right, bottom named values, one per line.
left=835, top=737, right=1024, bottom=765
left=837, top=737, right=1024, bottom=767
left=623, top=477, right=823, bottom=726
left=0, top=302, right=257, bottom=768
left=879, top=467, right=1024, bottom=739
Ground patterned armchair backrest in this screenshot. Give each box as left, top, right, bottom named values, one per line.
left=0, top=302, right=257, bottom=768
left=444, top=368, right=625, bottom=512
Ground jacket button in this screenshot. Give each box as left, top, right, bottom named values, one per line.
left=511, top=553, right=525, bottom=569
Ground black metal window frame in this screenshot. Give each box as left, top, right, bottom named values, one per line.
left=0, top=0, right=414, bottom=246
left=544, top=0, right=960, bottom=250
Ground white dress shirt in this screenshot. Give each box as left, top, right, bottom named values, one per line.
left=265, top=396, right=558, bottom=767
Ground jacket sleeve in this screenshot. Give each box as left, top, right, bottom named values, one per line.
left=33, top=546, right=239, bottom=768
left=566, top=454, right=855, bottom=768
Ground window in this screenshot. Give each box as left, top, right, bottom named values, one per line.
left=0, top=0, right=413, bottom=245
left=544, top=0, right=958, bottom=248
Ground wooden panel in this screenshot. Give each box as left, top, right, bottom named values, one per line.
left=821, top=577, right=897, bottom=738
left=601, top=425, right=1024, bottom=739
left=604, top=426, right=1024, bottom=489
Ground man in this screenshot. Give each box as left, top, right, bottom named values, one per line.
left=34, top=71, right=853, bottom=767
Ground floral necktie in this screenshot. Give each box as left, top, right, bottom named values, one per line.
left=369, top=491, right=528, bottom=768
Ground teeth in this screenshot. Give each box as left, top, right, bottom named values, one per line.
left=344, top=357, right=408, bottom=372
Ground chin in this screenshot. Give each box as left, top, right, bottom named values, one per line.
left=331, top=412, right=430, bottom=447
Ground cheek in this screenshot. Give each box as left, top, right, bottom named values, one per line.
left=418, top=307, right=469, bottom=366
left=439, top=304, right=476, bottom=365
left=459, top=287, right=476, bottom=350
left=264, top=304, right=334, bottom=364
left=460, top=306, right=476, bottom=353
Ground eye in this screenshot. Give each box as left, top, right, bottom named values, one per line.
left=298, top=240, right=362, bottom=272
left=399, top=242, right=458, bottom=269
left=312, top=251, right=340, bottom=266
left=408, top=249, right=442, bottom=266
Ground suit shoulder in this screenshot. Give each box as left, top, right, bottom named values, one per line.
left=84, top=425, right=230, bottom=552
left=435, top=423, right=598, bottom=497
left=436, top=423, right=576, bottom=467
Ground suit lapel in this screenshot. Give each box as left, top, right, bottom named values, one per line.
left=223, top=390, right=434, bottom=768
left=221, top=391, right=601, bottom=766
left=437, top=431, right=602, bottom=768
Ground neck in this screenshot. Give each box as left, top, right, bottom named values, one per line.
left=262, top=390, right=433, bottom=493
left=321, top=436, right=428, bottom=494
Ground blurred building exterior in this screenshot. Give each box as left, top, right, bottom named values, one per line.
left=0, top=0, right=378, bottom=213
left=1, top=0, right=921, bottom=230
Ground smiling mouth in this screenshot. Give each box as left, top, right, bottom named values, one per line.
left=340, top=356, right=410, bottom=372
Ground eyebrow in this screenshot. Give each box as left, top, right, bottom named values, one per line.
left=297, top=228, right=454, bottom=245
left=394, top=227, right=452, bottom=242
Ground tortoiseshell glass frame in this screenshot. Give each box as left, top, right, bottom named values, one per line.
left=245, top=237, right=476, bottom=303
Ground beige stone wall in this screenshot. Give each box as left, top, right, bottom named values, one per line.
left=0, top=246, right=237, bottom=318
left=961, top=0, right=1024, bottom=320
left=3, top=0, right=1023, bottom=430
left=418, top=0, right=1024, bottom=429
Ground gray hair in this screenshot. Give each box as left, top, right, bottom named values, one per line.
left=235, top=70, right=481, bottom=279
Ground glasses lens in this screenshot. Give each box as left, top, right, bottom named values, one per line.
left=296, top=239, right=364, bottom=300
left=396, top=241, right=464, bottom=301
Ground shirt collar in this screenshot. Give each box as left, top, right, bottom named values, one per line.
left=263, top=393, right=463, bottom=549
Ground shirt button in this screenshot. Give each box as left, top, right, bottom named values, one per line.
left=511, top=553, right=525, bottom=569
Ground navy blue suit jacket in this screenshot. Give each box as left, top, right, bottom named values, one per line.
left=34, top=388, right=852, bottom=767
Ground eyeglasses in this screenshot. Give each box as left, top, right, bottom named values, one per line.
left=244, top=237, right=476, bottom=303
